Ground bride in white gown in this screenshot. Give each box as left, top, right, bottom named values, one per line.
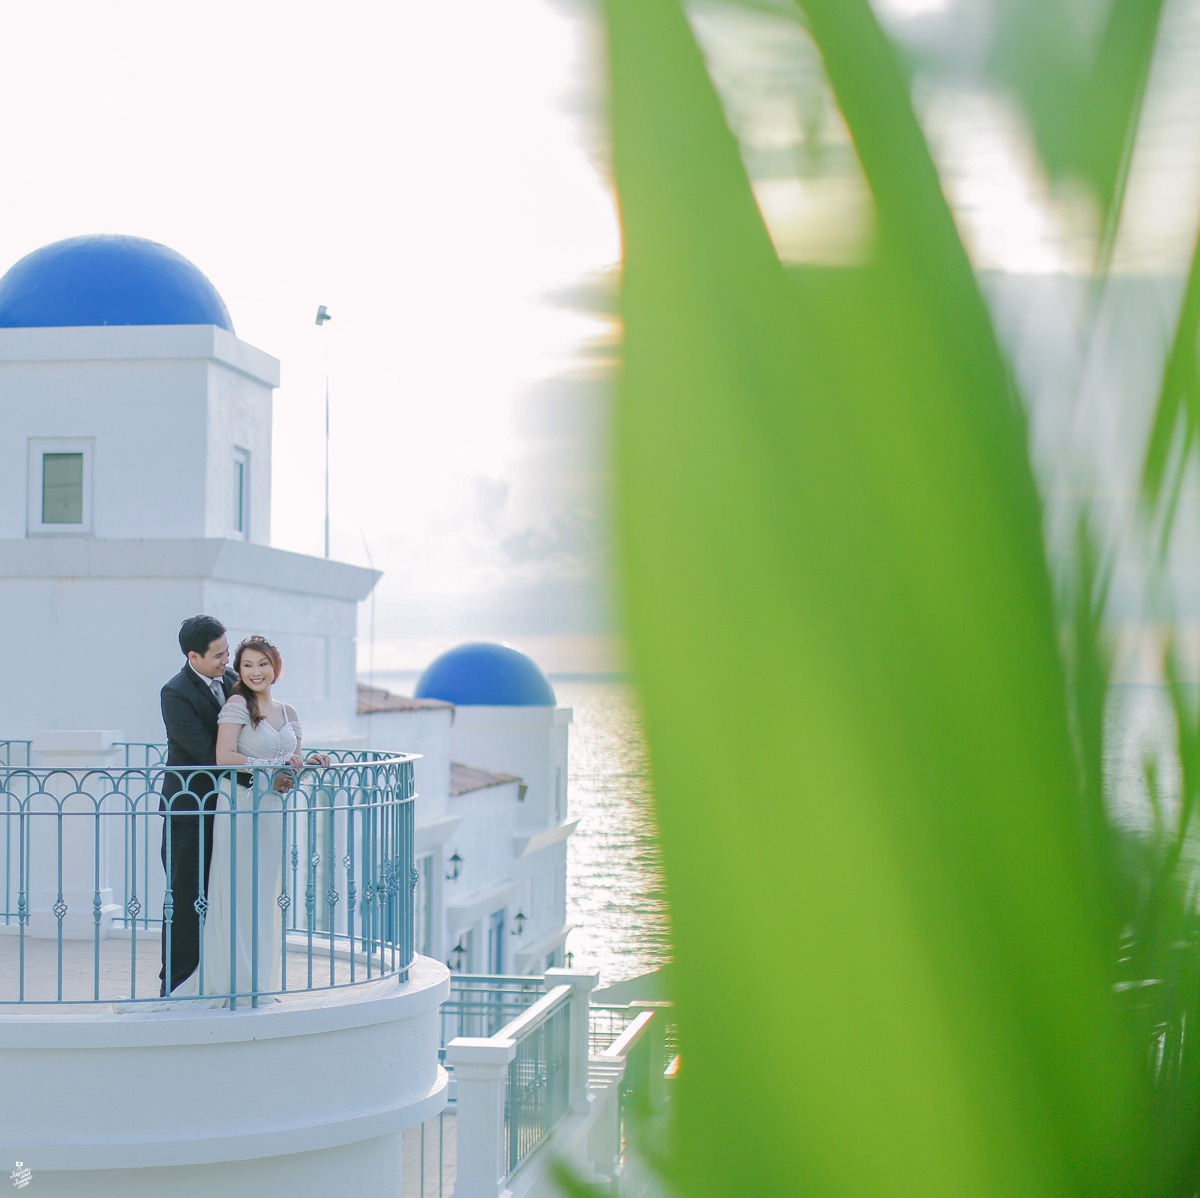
left=140, top=635, right=327, bottom=1009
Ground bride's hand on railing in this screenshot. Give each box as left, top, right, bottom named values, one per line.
left=272, top=765, right=298, bottom=793
left=304, top=752, right=331, bottom=768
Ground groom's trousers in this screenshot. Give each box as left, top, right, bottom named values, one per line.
left=159, top=776, right=219, bottom=996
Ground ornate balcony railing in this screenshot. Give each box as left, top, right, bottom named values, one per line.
left=0, top=745, right=418, bottom=1009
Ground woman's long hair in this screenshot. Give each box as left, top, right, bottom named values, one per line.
left=231, top=636, right=284, bottom=728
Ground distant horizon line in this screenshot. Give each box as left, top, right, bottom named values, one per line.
left=360, top=668, right=633, bottom=685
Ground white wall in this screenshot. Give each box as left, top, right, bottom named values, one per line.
left=0, top=960, right=450, bottom=1198
left=206, top=356, right=273, bottom=542
left=449, top=706, right=572, bottom=833
left=0, top=326, right=278, bottom=544
left=356, top=706, right=453, bottom=810
left=0, top=539, right=377, bottom=744
left=437, top=705, right=576, bottom=975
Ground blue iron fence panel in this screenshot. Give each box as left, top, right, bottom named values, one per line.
left=0, top=751, right=417, bottom=1008
left=502, top=987, right=573, bottom=1178
left=440, top=973, right=545, bottom=1046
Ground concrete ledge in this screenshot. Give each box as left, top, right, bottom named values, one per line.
left=0, top=325, right=280, bottom=387
left=9, top=1068, right=449, bottom=1171
left=0, top=956, right=451, bottom=1171
left=513, top=820, right=579, bottom=858
left=0, top=538, right=379, bottom=600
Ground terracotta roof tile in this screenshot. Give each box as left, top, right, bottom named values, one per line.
left=356, top=682, right=453, bottom=716
left=450, top=762, right=523, bottom=796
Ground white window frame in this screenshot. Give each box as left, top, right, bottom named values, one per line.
left=28, top=439, right=94, bottom=536
left=232, top=447, right=250, bottom=539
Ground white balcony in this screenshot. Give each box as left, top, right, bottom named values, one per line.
left=0, top=735, right=449, bottom=1197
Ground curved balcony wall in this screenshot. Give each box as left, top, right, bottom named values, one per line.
left=0, top=740, right=450, bottom=1196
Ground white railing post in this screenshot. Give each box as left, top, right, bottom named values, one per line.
left=586, top=1056, right=627, bottom=1191
left=545, top=967, right=600, bottom=1113
left=444, top=1035, right=517, bottom=1198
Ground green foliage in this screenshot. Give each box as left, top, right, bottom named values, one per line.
left=1142, top=225, right=1200, bottom=540
left=600, top=0, right=1200, bottom=1193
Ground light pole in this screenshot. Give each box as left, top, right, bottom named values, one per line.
left=315, top=304, right=332, bottom=558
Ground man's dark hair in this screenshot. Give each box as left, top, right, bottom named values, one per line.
left=178, top=614, right=226, bottom=658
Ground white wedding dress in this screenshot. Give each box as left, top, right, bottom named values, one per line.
left=136, top=700, right=300, bottom=1010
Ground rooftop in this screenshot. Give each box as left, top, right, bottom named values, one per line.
left=356, top=682, right=453, bottom=715
left=450, top=762, right=524, bottom=796
left=0, top=234, right=234, bottom=331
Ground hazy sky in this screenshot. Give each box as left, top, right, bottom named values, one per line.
left=4, top=0, right=1199, bottom=680
left=0, top=0, right=621, bottom=675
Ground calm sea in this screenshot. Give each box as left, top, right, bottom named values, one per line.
left=554, top=678, right=670, bottom=985
left=371, top=673, right=670, bottom=986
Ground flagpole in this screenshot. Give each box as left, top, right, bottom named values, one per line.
left=315, top=304, right=332, bottom=558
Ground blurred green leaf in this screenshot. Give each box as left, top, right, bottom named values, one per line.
left=1142, top=225, right=1200, bottom=545
left=604, top=0, right=1147, bottom=1193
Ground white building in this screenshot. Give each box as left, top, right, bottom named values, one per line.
left=0, top=234, right=579, bottom=1196
left=0, top=234, right=375, bottom=744
left=357, top=641, right=576, bottom=978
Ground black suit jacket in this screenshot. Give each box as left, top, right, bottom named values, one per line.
left=159, top=665, right=238, bottom=810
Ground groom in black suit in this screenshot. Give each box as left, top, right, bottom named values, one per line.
left=158, top=613, right=237, bottom=996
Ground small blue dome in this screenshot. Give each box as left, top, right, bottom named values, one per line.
left=0, top=235, right=234, bottom=331
left=415, top=642, right=556, bottom=707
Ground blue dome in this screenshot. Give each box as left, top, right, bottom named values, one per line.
left=0, top=235, right=234, bottom=331
left=415, top=642, right=556, bottom=707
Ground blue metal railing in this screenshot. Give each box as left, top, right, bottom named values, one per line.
left=424, top=978, right=677, bottom=1195
left=440, top=973, right=545, bottom=1047
left=113, top=741, right=167, bottom=769
left=1, top=742, right=32, bottom=944
left=501, top=985, right=573, bottom=1178
left=0, top=749, right=418, bottom=1008
left=0, top=741, right=31, bottom=769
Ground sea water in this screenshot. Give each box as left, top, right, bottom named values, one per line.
left=369, top=672, right=671, bottom=986
left=554, top=679, right=670, bottom=984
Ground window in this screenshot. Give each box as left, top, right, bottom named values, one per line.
left=43, top=454, right=83, bottom=523
left=28, top=440, right=93, bottom=535
left=233, top=448, right=250, bottom=537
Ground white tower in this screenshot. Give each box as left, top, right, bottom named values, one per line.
left=0, top=235, right=377, bottom=743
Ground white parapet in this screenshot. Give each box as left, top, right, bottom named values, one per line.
left=0, top=955, right=450, bottom=1197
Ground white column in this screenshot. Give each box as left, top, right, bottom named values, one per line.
left=27, top=730, right=124, bottom=939
left=444, top=1036, right=517, bottom=1198
left=585, top=1058, right=627, bottom=1189
left=545, top=967, right=600, bottom=1113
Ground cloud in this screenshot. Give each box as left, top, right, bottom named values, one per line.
left=501, top=506, right=607, bottom=565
